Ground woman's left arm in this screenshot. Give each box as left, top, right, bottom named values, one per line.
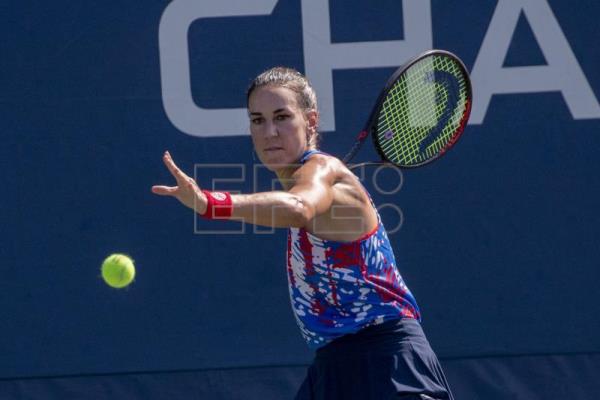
left=152, top=151, right=337, bottom=228
left=230, top=156, right=336, bottom=228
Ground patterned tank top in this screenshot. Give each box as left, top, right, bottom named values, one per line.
left=286, top=150, right=421, bottom=349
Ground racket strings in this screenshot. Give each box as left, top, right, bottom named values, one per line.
left=375, top=55, right=469, bottom=166
left=382, top=62, right=462, bottom=162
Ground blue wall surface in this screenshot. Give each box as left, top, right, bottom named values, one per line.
left=2, top=1, right=599, bottom=399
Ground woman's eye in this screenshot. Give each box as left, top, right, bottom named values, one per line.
left=276, top=114, right=290, bottom=121
left=251, top=117, right=263, bottom=124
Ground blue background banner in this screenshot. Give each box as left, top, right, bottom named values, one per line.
left=2, top=1, right=599, bottom=398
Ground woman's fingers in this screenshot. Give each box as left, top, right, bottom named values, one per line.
left=163, top=151, right=188, bottom=183
left=151, top=185, right=178, bottom=195
left=153, top=151, right=201, bottom=211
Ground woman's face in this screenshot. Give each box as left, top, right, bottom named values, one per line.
left=248, top=85, right=317, bottom=172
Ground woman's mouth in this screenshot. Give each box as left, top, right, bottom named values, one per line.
left=264, top=147, right=283, bottom=152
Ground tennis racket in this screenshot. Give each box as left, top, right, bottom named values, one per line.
left=343, top=49, right=472, bottom=170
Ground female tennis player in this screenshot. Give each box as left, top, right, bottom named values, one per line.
left=152, top=67, right=454, bottom=400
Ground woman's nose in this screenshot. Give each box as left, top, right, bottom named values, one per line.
left=264, top=121, right=279, bottom=137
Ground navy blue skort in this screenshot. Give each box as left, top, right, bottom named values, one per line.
left=294, top=318, right=454, bottom=400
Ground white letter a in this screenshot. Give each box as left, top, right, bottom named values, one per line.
left=470, top=0, right=600, bottom=124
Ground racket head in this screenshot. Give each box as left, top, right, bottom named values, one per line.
left=366, top=50, right=472, bottom=168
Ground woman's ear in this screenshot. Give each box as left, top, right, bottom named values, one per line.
left=305, top=109, right=319, bottom=146
left=306, top=109, right=319, bottom=133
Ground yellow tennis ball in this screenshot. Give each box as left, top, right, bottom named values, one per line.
left=101, top=254, right=136, bottom=288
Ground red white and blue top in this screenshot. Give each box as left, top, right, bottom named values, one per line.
left=286, top=150, right=421, bottom=349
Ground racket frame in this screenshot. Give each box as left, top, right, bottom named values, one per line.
left=344, top=49, right=472, bottom=170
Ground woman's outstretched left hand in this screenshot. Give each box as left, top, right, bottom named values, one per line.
left=151, top=151, right=207, bottom=214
